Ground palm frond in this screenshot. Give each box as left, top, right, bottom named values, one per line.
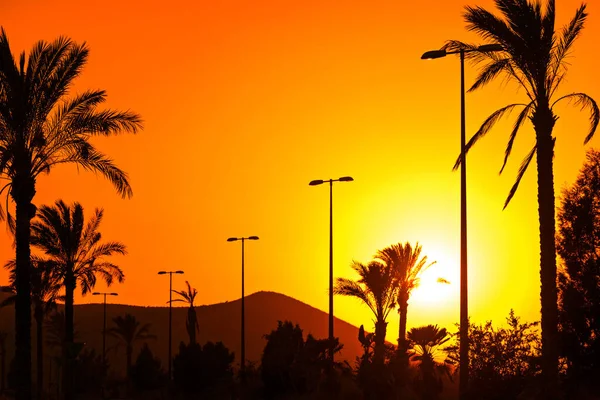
left=453, top=104, right=527, bottom=170
left=503, top=143, right=537, bottom=209
left=552, top=93, right=599, bottom=144
left=469, top=58, right=510, bottom=92
left=500, top=102, right=534, bottom=174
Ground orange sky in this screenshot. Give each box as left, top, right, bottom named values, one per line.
left=0, top=0, right=598, bottom=342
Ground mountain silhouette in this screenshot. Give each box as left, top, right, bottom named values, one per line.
left=0, top=291, right=363, bottom=378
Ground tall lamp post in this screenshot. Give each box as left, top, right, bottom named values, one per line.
left=158, top=270, right=184, bottom=381
left=309, top=176, right=353, bottom=365
left=92, top=292, right=118, bottom=365
left=421, top=43, right=503, bottom=399
left=227, top=235, right=259, bottom=379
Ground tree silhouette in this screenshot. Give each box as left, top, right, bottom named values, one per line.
left=173, top=341, right=235, bottom=396
left=0, top=331, right=7, bottom=394
left=445, top=311, right=540, bottom=399
left=334, top=261, right=395, bottom=364
left=0, top=29, right=141, bottom=400
left=170, top=281, right=199, bottom=345
left=375, top=242, right=435, bottom=354
left=408, top=325, right=451, bottom=400
left=130, top=343, right=166, bottom=393
left=448, top=0, right=598, bottom=391
left=30, top=200, right=126, bottom=399
left=260, top=320, right=341, bottom=399
left=557, top=149, right=600, bottom=393
left=2, top=258, right=61, bottom=400
left=107, top=313, right=156, bottom=382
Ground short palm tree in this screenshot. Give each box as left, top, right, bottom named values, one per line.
left=2, top=258, right=62, bottom=400
left=30, top=200, right=126, bottom=400
left=0, top=29, right=141, bottom=400
left=375, top=242, right=435, bottom=353
left=108, top=314, right=156, bottom=381
left=408, top=325, right=452, bottom=400
left=170, top=281, right=199, bottom=345
left=334, top=260, right=396, bottom=364
left=448, top=0, right=598, bottom=389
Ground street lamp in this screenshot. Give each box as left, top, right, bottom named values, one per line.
left=309, top=176, right=353, bottom=365
left=158, top=270, right=184, bottom=381
left=421, top=42, right=503, bottom=399
left=91, top=292, right=118, bottom=366
left=227, top=236, right=259, bottom=379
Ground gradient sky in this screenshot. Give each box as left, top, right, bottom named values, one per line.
left=0, top=0, right=598, bottom=340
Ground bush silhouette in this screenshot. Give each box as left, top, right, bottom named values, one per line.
left=130, top=343, right=166, bottom=392
left=172, top=341, right=234, bottom=395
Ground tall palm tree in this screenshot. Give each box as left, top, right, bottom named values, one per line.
left=170, top=281, right=199, bottom=345
left=2, top=258, right=62, bottom=400
left=375, top=242, right=435, bottom=354
left=30, top=200, right=126, bottom=400
left=408, top=325, right=452, bottom=400
left=448, top=0, right=598, bottom=390
left=108, top=314, right=156, bottom=381
left=0, top=29, right=142, bottom=400
left=334, top=260, right=396, bottom=364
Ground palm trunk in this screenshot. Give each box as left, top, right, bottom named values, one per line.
left=373, top=319, right=387, bottom=365
left=14, top=189, right=35, bottom=400
left=533, top=106, right=559, bottom=397
left=398, top=291, right=408, bottom=354
left=35, top=305, right=44, bottom=400
left=63, top=268, right=75, bottom=400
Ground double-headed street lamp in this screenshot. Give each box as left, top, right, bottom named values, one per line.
left=421, top=43, right=503, bottom=399
left=158, top=270, right=184, bottom=381
left=92, top=292, right=118, bottom=365
left=227, top=236, right=259, bottom=379
left=309, top=176, right=353, bottom=365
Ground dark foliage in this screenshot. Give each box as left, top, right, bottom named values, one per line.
left=73, top=348, right=107, bottom=395
left=557, top=149, right=600, bottom=392
left=130, top=343, right=167, bottom=392
left=445, top=310, right=540, bottom=399
left=172, top=341, right=234, bottom=396
left=260, top=320, right=343, bottom=399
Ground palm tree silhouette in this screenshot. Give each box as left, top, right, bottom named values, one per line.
left=2, top=258, right=62, bottom=400
left=375, top=242, right=435, bottom=355
left=408, top=325, right=451, bottom=400
left=448, top=0, right=598, bottom=390
left=108, top=314, right=156, bottom=382
left=0, top=29, right=142, bottom=400
left=0, top=331, right=7, bottom=394
left=334, top=261, right=396, bottom=364
left=170, top=281, right=199, bottom=345
left=30, top=200, right=126, bottom=400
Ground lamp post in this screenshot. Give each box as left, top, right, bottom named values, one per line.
left=227, top=236, right=259, bottom=379
left=309, top=176, right=353, bottom=365
left=158, top=270, right=184, bottom=381
left=92, top=292, right=118, bottom=365
left=421, top=43, right=503, bottom=399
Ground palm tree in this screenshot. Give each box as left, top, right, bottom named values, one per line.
left=108, top=314, right=156, bottom=381
left=448, top=0, right=598, bottom=389
left=170, top=281, right=199, bottom=345
left=408, top=325, right=452, bottom=400
left=0, top=330, right=7, bottom=394
left=2, top=258, right=62, bottom=400
left=375, top=242, right=435, bottom=354
left=30, top=200, right=126, bottom=400
left=334, top=261, right=396, bottom=364
left=0, top=29, right=142, bottom=400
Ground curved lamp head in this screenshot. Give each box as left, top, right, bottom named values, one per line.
left=92, top=292, right=100, bottom=295
left=421, top=49, right=447, bottom=60
left=477, top=43, right=503, bottom=52
left=338, top=176, right=354, bottom=182
left=248, top=236, right=259, bottom=240
left=175, top=270, right=184, bottom=274
left=158, top=271, right=167, bottom=275
left=227, top=237, right=238, bottom=242
left=110, top=293, right=119, bottom=296
left=309, top=179, right=324, bottom=186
